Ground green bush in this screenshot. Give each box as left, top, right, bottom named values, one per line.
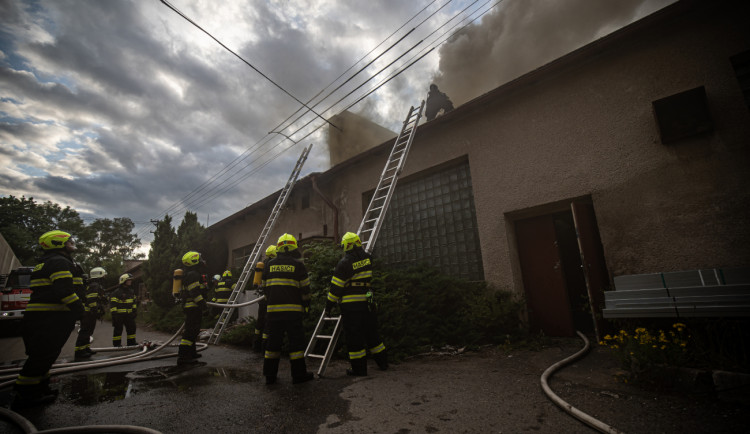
left=220, top=319, right=257, bottom=346
left=302, top=241, right=524, bottom=362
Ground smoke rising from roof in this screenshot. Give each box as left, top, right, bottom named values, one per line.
left=431, top=0, right=675, bottom=106
left=327, top=110, right=397, bottom=167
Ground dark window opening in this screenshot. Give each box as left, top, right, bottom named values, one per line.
left=652, top=86, right=713, bottom=144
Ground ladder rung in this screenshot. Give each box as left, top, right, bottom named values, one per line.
left=316, top=334, right=333, bottom=339
left=307, top=354, right=325, bottom=359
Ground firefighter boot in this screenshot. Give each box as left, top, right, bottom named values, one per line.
left=291, top=358, right=314, bottom=384
left=263, top=357, right=280, bottom=385
left=39, top=377, right=59, bottom=398
left=11, top=384, right=57, bottom=410
left=177, top=344, right=199, bottom=365
left=190, top=343, right=202, bottom=359
left=346, top=358, right=367, bottom=377
left=74, top=350, right=92, bottom=361
left=373, top=350, right=389, bottom=371
left=85, top=347, right=97, bottom=355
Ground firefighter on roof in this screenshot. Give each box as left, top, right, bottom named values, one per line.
left=262, top=234, right=314, bottom=384
left=111, top=273, right=137, bottom=347
left=178, top=251, right=208, bottom=364
left=326, top=232, right=388, bottom=376
left=74, top=266, right=107, bottom=360
left=12, top=230, right=84, bottom=409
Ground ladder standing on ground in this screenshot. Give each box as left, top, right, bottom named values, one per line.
left=208, top=143, right=313, bottom=345
left=305, top=102, right=425, bottom=376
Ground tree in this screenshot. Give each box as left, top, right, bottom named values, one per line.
left=0, top=196, right=142, bottom=284
left=176, top=211, right=206, bottom=255
left=142, top=215, right=179, bottom=309
left=79, top=217, right=143, bottom=274
left=0, top=195, right=86, bottom=265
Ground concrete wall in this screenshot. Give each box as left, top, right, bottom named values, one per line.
left=211, top=1, right=750, bottom=301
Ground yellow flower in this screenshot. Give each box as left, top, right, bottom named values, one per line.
left=673, top=323, right=686, bottom=329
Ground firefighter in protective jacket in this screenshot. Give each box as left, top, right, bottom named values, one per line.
left=74, top=267, right=106, bottom=360
left=212, top=269, right=237, bottom=322
left=13, top=230, right=84, bottom=409
left=262, top=234, right=314, bottom=384
left=111, top=273, right=137, bottom=346
left=253, top=244, right=276, bottom=353
left=326, top=232, right=388, bottom=376
left=178, top=251, right=208, bottom=364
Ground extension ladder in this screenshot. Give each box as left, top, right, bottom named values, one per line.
left=208, top=143, right=313, bottom=345
left=304, top=102, right=424, bottom=376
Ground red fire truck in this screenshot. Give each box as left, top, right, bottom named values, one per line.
left=1, top=266, right=34, bottom=326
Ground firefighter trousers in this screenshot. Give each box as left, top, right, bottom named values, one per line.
left=342, top=309, right=388, bottom=375
left=15, top=312, right=76, bottom=397
left=263, top=316, right=309, bottom=379
left=75, top=312, right=97, bottom=354
left=112, top=314, right=137, bottom=346
left=178, top=308, right=202, bottom=360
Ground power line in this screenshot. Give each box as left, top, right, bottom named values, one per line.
left=159, top=0, right=341, bottom=131
left=136, top=1, right=504, bottom=242
left=136, top=1, right=449, bottom=239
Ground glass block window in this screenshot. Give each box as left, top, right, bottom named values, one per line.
left=373, top=160, right=484, bottom=281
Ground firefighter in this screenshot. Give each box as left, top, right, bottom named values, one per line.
left=326, top=232, right=388, bottom=376
left=12, top=230, right=84, bottom=408
left=177, top=251, right=208, bottom=365
left=253, top=245, right=276, bottom=353
left=74, top=267, right=107, bottom=360
left=262, top=234, right=314, bottom=384
left=425, top=83, right=454, bottom=121
left=111, top=273, right=137, bottom=347
left=212, top=269, right=236, bottom=322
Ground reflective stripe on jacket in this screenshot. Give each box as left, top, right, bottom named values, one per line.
left=26, top=251, right=82, bottom=312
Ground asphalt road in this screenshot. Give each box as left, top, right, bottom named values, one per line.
left=1, top=320, right=748, bottom=433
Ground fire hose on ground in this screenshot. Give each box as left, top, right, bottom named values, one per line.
left=0, top=323, right=199, bottom=389
left=540, top=331, right=624, bottom=434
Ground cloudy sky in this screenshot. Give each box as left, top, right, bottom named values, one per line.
left=0, top=0, right=674, bottom=248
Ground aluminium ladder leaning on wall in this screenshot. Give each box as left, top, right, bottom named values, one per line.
left=304, top=102, right=425, bottom=376
left=208, top=143, right=313, bottom=345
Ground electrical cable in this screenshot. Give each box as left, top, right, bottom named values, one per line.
left=159, top=0, right=340, bottom=132
left=269, top=0, right=452, bottom=136
left=135, top=0, right=503, bottom=240
left=134, top=2, right=447, bottom=239
left=540, top=331, right=625, bottom=434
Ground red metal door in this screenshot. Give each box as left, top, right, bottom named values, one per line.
left=516, top=215, right=575, bottom=337
left=571, top=201, right=609, bottom=342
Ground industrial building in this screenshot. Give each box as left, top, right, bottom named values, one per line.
left=207, top=0, right=750, bottom=337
